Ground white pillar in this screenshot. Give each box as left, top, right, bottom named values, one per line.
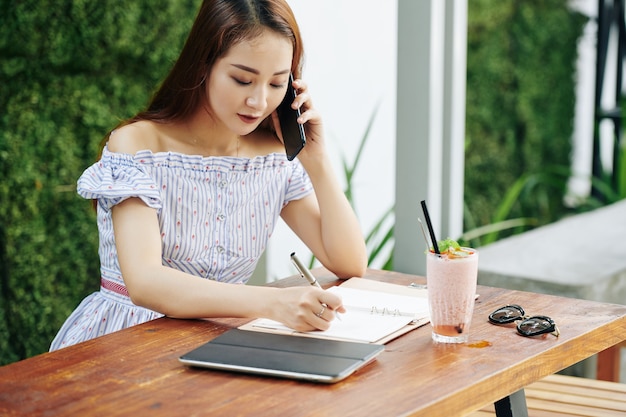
left=394, top=0, right=467, bottom=275
left=442, top=0, right=467, bottom=242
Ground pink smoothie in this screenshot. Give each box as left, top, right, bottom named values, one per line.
left=426, top=249, right=478, bottom=343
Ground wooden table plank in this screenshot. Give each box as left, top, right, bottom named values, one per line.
left=0, top=268, right=625, bottom=417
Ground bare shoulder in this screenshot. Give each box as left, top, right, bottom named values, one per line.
left=107, top=121, right=160, bottom=155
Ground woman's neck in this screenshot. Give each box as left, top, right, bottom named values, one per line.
left=165, top=108, right=240, bottom=157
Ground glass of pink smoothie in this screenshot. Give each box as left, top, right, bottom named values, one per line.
left=426, top=248, right=478, bottom=343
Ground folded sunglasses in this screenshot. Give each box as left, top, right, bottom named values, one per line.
left=488, top=304, right=560, bottom=337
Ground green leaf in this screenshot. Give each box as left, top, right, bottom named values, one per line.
left=437, top=238, right=461, bottom=253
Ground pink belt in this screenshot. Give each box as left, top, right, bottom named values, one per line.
left=100, top=277, right=130, bottom=297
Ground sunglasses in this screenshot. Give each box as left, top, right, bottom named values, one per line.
left=488, top=304, right=560, bottom=337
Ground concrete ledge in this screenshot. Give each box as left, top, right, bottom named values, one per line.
left=477, top=199, right=626, bottom=304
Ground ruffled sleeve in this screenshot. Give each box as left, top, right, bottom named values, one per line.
left=77, top=147, right=162, bottom=211
left=283, top=158, right=313, bottom=205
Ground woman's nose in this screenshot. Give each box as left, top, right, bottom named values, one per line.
left=245, top=88, right=268, bottom=111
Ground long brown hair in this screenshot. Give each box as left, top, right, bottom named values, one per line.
left=92, top=0, right=304, bottom=210
left=101, top=0, right=304, bottom=147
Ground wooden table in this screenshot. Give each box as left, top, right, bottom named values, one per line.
left=1, top=269, right=625, bottom=417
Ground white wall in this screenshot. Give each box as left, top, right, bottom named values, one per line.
left=264, top=1, right=398, bottom=281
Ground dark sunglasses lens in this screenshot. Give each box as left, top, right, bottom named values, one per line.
left=517, top=316, right=554, bottom=336
left=489, top=305, right=524, bottom=324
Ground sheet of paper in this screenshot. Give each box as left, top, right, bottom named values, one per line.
left=327, top=286, right=429, bottom=316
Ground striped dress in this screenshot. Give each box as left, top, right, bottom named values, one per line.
left=50, top=145, right=313, bottom=351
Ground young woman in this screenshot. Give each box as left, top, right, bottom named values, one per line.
left=50, top=0, right=367, bottom=351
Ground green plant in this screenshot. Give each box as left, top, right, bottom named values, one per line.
left=587, top=96, right=626, bottom=205
left=569, top=169, right=626, bottom=211
left=364, top=206, right=394, bottom=270
left=464, top=1, right=587, bottom=229
left=459, top=156, right=626, bottom=248
left=587, top=100, right=626, bottom=207
left=308, top=102, right=395, bottom=270
left=338, top=101, right=394, bottom=269
left=461, top=166, right=572, bottom=246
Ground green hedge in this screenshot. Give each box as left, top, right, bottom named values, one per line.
left=465, top=1, right=587, bottom=232
left=0, top=0, right=198, bottom=364
left=0, top=0, right=586, bottom=364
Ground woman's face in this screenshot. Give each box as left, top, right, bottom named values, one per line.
left=206, top=29, right=293, bottom=136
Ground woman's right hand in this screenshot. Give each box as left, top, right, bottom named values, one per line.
left=270, top=286, right=345, bottom=332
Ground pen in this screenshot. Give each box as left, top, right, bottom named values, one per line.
left=290, top=252, right=321, bottom=288
left=290, top=252, right=341, bottom=320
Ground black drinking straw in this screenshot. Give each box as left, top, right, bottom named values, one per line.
left=420, top=200, right=440, bottom=254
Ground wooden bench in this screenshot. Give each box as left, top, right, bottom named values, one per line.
left=467, top=374, right=626, bottom=417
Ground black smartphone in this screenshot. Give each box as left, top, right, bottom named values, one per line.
left=276, top=73, right=306, bottom=160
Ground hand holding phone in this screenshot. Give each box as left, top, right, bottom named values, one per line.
left=276, top=74, right=306, bottom=160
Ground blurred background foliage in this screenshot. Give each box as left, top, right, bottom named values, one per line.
left=463, top=0, right=588, bottom=243
left=0, top=0, right=595, bottom=364
left=0, top=0, right=198, bottom=364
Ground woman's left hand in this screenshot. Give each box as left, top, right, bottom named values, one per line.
left=272, top=78, right=326, bottom=162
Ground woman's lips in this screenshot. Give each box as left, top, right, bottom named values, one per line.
left=238, top=114, right=260, bottom=124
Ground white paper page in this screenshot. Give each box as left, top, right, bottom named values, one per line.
left=249, top=287, right=430, bottom=343
left=249, top=312, right=413, bottom=343
left=327, top=286, right=430, bottom=316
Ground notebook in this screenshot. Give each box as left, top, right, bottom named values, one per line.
left=178, top=328, right=385, bottom=383
left=239, top=277, right=430, bottom=344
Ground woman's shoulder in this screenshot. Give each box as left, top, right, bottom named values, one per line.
left=107, top=121, right=162, bottom=155
left=107, top=121, right=285, bottom=159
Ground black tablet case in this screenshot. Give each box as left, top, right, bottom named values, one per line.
left=179, top=329, right=384, bottom=383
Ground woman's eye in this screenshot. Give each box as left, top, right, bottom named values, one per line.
left=233, top=78, right=251, bottom=86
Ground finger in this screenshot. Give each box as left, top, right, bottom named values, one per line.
left=291, top=80, right=313, bottom=111
left=292, top=78, right=307, bottom=91
left=314, top=303, right=327, bottom=319
left=316, top=294, right=344, bottom=320
left=316, top=304, right=343, bottom=323
left=292, top=91, right=312, bottom=112
left=308, top=306, right=332, bottom=331
left=313, top=302, right=337, bottom=322
left=297, top=107, right=320, bottom=126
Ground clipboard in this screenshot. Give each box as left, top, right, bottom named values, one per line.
left=239, top=277, right=430, bottom=344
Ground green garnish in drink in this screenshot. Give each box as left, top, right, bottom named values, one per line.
left=438, top=238, right=460, bottom=253
left=435, top=238, right=473, bottom=258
